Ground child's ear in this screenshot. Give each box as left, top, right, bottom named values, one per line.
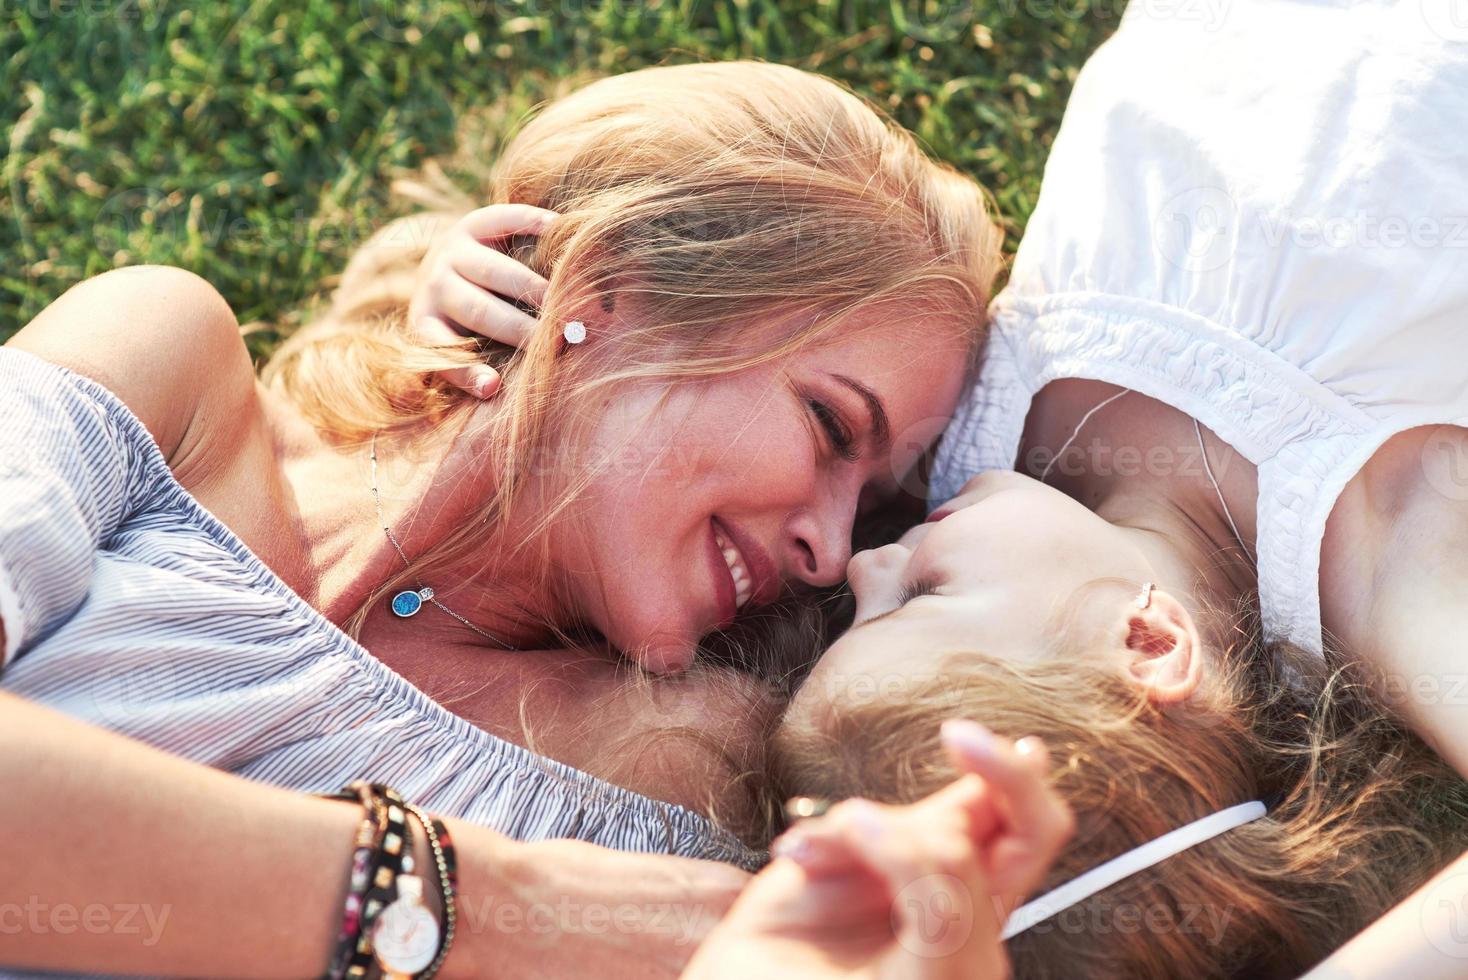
left=1114, top=588, right=1203, bottom=704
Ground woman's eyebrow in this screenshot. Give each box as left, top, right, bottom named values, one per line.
left=829, top=373, right=891, bottom=453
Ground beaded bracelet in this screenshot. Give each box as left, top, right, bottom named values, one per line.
left=325, top=796, right=384, bottom=980
left=404, top=804, right=458, bottom=980
left=325, top=782, right=411, bottom=980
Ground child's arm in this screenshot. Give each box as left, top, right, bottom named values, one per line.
left=1301, top=850, right=1468, bottom=978
left=683, top=721, right=1073, bottom=980
left=407, top=204, right=557, bottom=397
left=1320, top=424, right=1468, bottom=779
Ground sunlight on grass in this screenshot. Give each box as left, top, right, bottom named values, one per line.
left=1, top=0, right=1115, bottom=355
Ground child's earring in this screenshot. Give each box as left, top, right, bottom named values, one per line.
left=562, top=320, right=587, bottom=346
left=1135, top=581, right=1155, bottom=610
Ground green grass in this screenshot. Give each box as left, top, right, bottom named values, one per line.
left=2, top=0, right=1115, bottom=355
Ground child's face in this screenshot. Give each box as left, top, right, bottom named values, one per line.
left=796, top=471, right=1163, bottom=704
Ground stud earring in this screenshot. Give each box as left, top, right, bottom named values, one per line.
left=1136, top=581, right=1155, bottom=610
left=563, top=320, right=586, bottom=345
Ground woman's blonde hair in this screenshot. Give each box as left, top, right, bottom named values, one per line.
left=772, top=615, right=1468, bottom=978
left=263, top=61, right=1002, bottom=644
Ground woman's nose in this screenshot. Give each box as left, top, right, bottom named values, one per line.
left=786, top=525, right=851, bottom=588
left=784, top=497, right=859, bottom=589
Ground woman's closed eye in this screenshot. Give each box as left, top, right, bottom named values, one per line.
left=806, top=396, right=858, bottom=462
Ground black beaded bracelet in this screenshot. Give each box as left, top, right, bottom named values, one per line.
left=324, top=782, right=411, bottom=980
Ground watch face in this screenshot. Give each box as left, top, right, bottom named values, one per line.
left=373, top=902, right=440, bottom=974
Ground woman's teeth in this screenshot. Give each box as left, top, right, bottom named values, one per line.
left=713, top=525, right=753, bottom=610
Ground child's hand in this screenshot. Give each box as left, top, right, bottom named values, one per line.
left=682, top=721, right=1073, bottom=980
left=407, top=204, right=558, bottom=398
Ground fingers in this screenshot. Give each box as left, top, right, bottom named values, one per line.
left=819, top=799, right=1004, bottom=977
left=431, top=274, right=540, bottom=350
left=450, top=239, right=550, bottom=309
left=410, top=311, right=503, bottom=397
left=458, top=203, right=558, bottom=244
left=405, top=204, right=560, bottom=400
left=942, top=720, right=1074, bottom=900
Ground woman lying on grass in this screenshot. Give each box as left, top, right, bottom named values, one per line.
left=1, top=60, right=1001, bottom=975
left=6, top=19, right=1467, bottom=978
left=443, top=2, right=1468, bottom=973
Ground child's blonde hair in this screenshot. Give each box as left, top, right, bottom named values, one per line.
left=773, top=617, right=1468, bottom=978
left=262, top=61, right=1003, bottom=643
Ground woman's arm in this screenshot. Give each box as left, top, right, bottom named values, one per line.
left=1302, top=850, right=1468, bottom=978
left=0, top=689, right=745, bottom=978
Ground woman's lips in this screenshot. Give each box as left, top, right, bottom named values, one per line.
left=706, top=517, right=779, bottom=630
left=706, top=521, right=738, bottom=630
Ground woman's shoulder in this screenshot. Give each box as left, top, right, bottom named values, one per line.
left=8, top=266, right=258, bottom=476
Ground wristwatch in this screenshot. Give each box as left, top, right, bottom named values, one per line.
left=373, top=860, right=440, bottom=979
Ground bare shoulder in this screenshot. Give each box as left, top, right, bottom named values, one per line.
left=7, top=266, right=257, bottom=473
left=1322, top=425, right=1468, bottom=765
left=1325, top=426, right=1468, bottom=571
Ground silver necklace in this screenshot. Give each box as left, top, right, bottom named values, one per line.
left=369, top=433, right=518, bottom=649
left=1040, top=389, right=1254, bottom=565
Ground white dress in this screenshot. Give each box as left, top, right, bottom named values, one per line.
left=930, top=0, right=1468, bottom=656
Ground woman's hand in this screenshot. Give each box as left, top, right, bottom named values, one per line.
left=407, top=204, right=558, bottom=398
left=681, top=721, right=1072, bottom=980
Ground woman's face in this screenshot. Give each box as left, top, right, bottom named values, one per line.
left=553, top=315, right=970, bottom=673
left=793, top=470, right=1162, bottom=706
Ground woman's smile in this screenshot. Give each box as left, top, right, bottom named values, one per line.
left=710, top=517, right=772, bottom=621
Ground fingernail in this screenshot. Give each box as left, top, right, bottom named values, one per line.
left=539, top=212, right=558, bottom=229
left=846, top=800, right=886, bottom=839
left=942, top=719, right=996, bottom=760
left=771, top=832, right=813, bottom=866
left=473, top=375, right=498, bottom=399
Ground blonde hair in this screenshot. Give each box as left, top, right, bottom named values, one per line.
left=263, top=61, right=1002, bottom=644
left=772, top=618, right=1468, bottom=978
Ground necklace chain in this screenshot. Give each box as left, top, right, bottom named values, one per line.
left=369, top=433, right=518, bottom=649
left=1040, top=388, right=1255, bottom=566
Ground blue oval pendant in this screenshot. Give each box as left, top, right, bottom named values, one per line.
left=391, top=590, right=424, bottom=617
